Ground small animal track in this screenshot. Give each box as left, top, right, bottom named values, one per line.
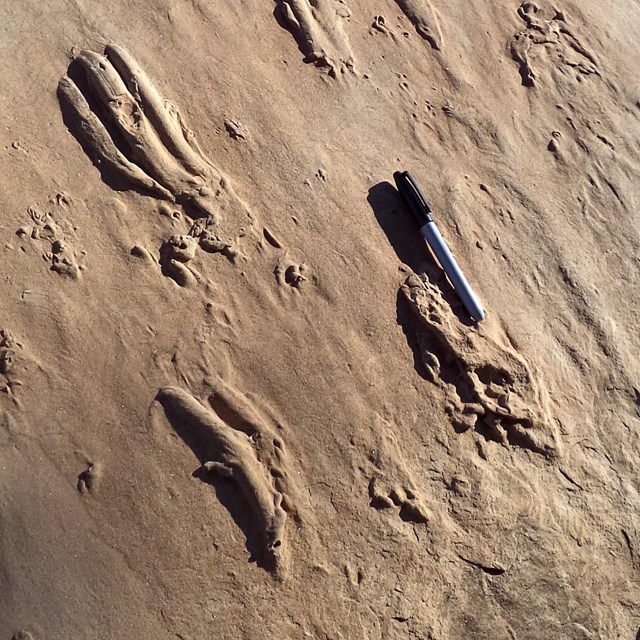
left=159, top=233, right=200, bottom=286
left=263, top=226, right=284, bottom=249
left=16, top=194, right=85, bottom=278
left=59, top=45, right=254, bottom=285
left=362, top=422, right=430, bottom=526
left=0, top=329, right=24, bottom=399
left=369, top=474, right=429, bottom=524
left=510, top=2, right=599, bottom=88
left=402, top=274, right=557, bottom=456
left=275, top=259, right=308, bottom=289
left=395, top=0, right=442, bottom=50
left=224, top=119, right=250, bottom=141
left=156, top=381, right=298, bottom=575
left=370, top=15, right=390, bottom=36
left=277, top=0, right=356, bottom=77
left=77, top=461, right=101, bottom=494
left=547, top=129, right=563, bottom=154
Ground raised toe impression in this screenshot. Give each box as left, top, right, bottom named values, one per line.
left=59, top=45, right=252, bottom=246
left=156, top=384, right=297, bottom=575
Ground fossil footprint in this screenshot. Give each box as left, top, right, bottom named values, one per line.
left=156, top=384, right=297, bottom=575
left=402, top=273, right=558, bottom=456
left=58, top=44, right=252, bottom=247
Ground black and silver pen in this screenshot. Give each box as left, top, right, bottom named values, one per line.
left=393, top=170, right=486, bottom=322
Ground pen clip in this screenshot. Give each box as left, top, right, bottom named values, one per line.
left=403, top=172, right=432, bottom=217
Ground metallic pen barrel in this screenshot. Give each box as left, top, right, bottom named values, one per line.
left=420, top=221, right=485, bottom=322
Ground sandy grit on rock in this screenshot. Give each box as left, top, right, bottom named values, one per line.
left=1, top=0, right=640, bottom=638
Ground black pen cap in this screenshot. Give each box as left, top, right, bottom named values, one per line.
left=393, top=171, right=433, bottom=227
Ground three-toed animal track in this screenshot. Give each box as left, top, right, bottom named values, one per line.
left=59, top=45, right=254, bottom=275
